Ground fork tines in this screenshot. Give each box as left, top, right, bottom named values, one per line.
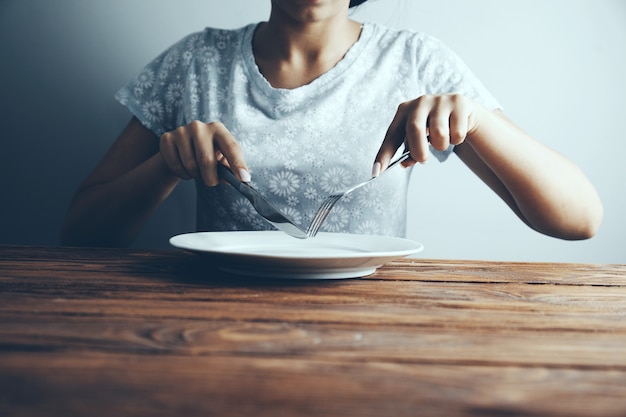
left=306, top=194, right=344, bottom=237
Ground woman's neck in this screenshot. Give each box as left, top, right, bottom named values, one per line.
left=253, top=10, right=362, bottom=89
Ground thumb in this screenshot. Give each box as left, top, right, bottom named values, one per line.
left=373, top=106, right=408, bottom=177
left=372, top=142, right=401, bottom=177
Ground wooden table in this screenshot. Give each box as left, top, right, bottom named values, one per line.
left=1, top=245, right=625, bottom=417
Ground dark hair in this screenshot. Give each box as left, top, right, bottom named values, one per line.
left=349, top=0, right=368, bottom=7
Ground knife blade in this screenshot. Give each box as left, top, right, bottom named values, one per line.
left=216, top=164, right=308, bottom=239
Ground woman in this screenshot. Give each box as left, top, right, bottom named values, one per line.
left=61, top=0, right=602, bottom=247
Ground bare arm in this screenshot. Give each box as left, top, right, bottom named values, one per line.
left=453, top=108, right=602, bottom=240
left=375, top=95, right=603, bottom=240
left=61, top=117, right=181, bottom=247
left=61, top=117, right=251, bottom=247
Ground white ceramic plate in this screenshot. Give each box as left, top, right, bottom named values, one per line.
left=169, top=231, right=423, bottom=279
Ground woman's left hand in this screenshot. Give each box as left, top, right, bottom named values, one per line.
left=373, top=93, right=603, bottom=240
left=373, top=93, right=483, bottom=175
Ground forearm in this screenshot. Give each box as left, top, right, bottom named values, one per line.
left=61, top=153, right=181, bottom=247
left=460, top=109, right=603, bottom=239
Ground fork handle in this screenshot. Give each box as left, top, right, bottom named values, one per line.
left=387, top=150, right=412, bottom=170
left=376, top=150, right=411, bottom=178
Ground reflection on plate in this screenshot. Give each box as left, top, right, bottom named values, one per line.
left=169, top=231, right=423, bottom=279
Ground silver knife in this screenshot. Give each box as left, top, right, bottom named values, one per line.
left=217, top=164, right=308, bottom=239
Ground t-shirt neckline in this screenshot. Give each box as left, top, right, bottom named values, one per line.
left=241, top=22, right=374, bottom=98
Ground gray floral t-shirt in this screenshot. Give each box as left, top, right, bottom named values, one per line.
left=116, top=22, right=500, bottom=237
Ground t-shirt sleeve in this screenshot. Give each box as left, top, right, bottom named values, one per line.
left=414, top=34, right=502, bottom=161
left=114, top=32, right=201, bottom=137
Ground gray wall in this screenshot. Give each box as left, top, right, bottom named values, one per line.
left=1, top=0, right=624, bottom=263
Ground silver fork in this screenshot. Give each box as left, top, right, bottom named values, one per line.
left=306, top=150, right=411, bottom=237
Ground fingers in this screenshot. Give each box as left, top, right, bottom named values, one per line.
left=405, top=97, right=430, bottom=163
left=160, top=129, right=194, bottom=180
left=429, top=94, right=473, bottom=149
left=374, top=94, right=477, bottom=174
left=213, top=126, right=249, bottom=179
left=159, top=120, right=249, bottom=187
left=188, top=120, right=218, bottom=186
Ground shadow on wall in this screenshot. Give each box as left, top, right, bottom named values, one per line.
left=0, top=1, right=205, bottom=248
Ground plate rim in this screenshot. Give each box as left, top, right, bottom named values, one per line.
left=169, top=230, right=423, bottom=260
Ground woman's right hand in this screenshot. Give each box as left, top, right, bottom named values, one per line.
left=159, top=120, right=251, bottom=186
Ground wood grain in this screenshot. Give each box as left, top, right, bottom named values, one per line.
left=1, top=245, right=625, bottom=417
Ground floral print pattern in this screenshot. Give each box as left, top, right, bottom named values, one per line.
left=116, top=23, right=500, bottom=237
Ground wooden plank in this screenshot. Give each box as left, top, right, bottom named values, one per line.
left=0, top=274, right=626, bottom=324
left=0, top=281, right=626, bottom=357
left=1, top=352, right=625, bottom=417
left=0, top=315, right=624, bottom=368
left=1, top=277, right=625, bottom=327
left=2, top=245, right=625, bottom=286
left=2, top=246, right=626, bottom=417
left=379, top=259, right=626, bottom=286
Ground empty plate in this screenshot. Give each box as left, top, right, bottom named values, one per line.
left=169, top=231, right=423, bottom=279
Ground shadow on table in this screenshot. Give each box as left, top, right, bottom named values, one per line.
left=142, top=251, right=361, bottom=288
